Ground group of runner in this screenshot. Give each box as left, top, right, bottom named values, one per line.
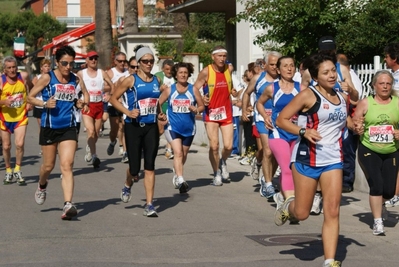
left=2, top=38, right=399, bottom=267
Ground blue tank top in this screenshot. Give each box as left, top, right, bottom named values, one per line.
left=254, top=72, right=274, bottom=122
left=167, top=83, right=196, bottom=136
left=124, top=73, right=161, bottom=124
left=41, top=71, right=77, bottom=129
left=269, top=81, right=300, bottom=141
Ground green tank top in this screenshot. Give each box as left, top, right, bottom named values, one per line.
left=361, top=95, right=399, bottom=154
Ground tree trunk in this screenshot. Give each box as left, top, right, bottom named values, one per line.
left=124, top=0, right=139, bottom=34
left=172, top=13, right=189, bottom=32
left=94, top=0, right=113, bottom=69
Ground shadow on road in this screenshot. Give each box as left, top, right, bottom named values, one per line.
left=280, top=234, right=365, bottom=263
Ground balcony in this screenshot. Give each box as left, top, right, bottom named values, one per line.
left=56, top=16, right=93, bottom=27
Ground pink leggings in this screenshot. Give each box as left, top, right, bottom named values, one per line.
left=268, top=138, right=295, bottom=192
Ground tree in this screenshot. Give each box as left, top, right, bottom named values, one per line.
left=0, top=11, right=65, bottom=57
left=124, top=0, right=139, bottom=34
left=94, top=0, right=113, bottom=69
left=336, top=0, right=399, bottom=63
left=233, top=0, right=351, bottom=62
left=191, top=13, right=225, bottom=42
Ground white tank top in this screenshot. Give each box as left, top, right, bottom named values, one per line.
left=82, top=69, right=104, bottom=103
left=35, top=74, right=43, bottom=108
left=110, top=67, right=128, bottom=83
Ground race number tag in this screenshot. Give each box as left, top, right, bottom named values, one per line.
left=138, top=98, right=158, bottom=116
left=209, top=106, right=227, bottom=121
left=54, top=84, right=75, bottom=101
left=89, top=90, right=102, bottom=102
left=172, top=99, right=190, bottom=113
left=369, top=125, right=394, bottom=143
left=8, top=93, right=24, bottom=108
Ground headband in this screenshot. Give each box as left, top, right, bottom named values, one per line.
left=136, top=47, right=154, bottom=61
left=212, top=49, right=228, bottom=54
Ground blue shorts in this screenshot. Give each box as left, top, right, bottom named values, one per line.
left=255, top=121, right=268, bottom=135
left=292, top=162, right=343, bottom=180
left=164, top=129, right=194, bottom=147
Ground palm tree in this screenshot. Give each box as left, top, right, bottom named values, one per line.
left=94, top=0, right=113, bottom=69
left=124, top=0, right=139, bottom=34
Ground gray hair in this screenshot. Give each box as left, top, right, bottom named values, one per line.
left=264, top=51, right=282, bottom=64
left=114, top=52, right=126, bottom=60
left=2, top=56, right=17, bottom=70
left=372, top=70, right=394, bottom=87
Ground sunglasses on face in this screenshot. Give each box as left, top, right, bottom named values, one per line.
left=59, top=61, right=75, bottom=67
left=140, top=59, right=155, bottom=65
left=115, top=59, right=126, bottom=63
left=129, top=65, right=139, bottom=69
left=88, top=56, right=98, bottom=61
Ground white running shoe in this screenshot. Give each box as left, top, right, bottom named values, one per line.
left=373, top=221, right=385, bottom=236
left=85, top=145, right=92, bottom=162
left=212, top=170, right=223, bottom=186
left=310, top=193, right=322, bottom=215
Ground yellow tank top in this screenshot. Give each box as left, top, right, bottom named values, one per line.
left=0, top=73, right=28, bottom=122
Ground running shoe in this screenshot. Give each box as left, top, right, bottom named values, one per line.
left=143, top=203, right=158, bottom=217
left=120, top=186, right=132, bottom=203
left=35, top=187, right=47, bottom=205
left=372, top=221, right=385, bottom=236
left=385, top=195, right=399, bottom=207
left=121, top=152, right=129, bottom=163
left=239, top=156, right=250, bottom=165
left=92, top=156, right=101, bottom=169
left=259, top=176, right=267, bottom=197
left=179, top=181, right=190, bottom=194
left=85, top=145, right=92, bottom=162
left=3, top=172, right=13, bottom=185
left=118, top=146, right=124, bottom=156
left=211, top=170, right=223, bottom=186
left=172, top=175, right=179, bottom=189
left=310, top=193, right=322, bottom=215
left=323, top=261, right=341, bottom=267
left=273, top=192, right=285, bottom=211
left=382, top=204, right=388, bottom=221
left=107, top=142, right=116, bottom=156
left=274, top=195, right=295, bottom=226
left=165, top=149, right=174, bottom=159
left=219, top=159, right=230, bottom=182
left=61, top=202, right=78, bottom=220
left=13, top=171, right=26, bottom=186
left=250, top=158, right=262, bottom=180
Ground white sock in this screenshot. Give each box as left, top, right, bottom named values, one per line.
left=323, top=259, right=333, bottom=266
left=265, top=182, right=272, bottom=187
left=374, top=218, right=383, bottom=224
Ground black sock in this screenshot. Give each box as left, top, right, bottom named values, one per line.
left=39, top=182, right=47, bottom=190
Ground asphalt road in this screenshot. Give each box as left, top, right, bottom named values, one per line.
left=0, top=116, right=399, bottom=267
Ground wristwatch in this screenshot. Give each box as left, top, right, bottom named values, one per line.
left=43, top=101, right=47, bottom=108
left=299, top=128, right=306, bottom=137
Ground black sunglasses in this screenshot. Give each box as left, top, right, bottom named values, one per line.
left=115, top=59, right=126, bottom=63
left=59, top=61, right=75, bottom=67
left=140, top=59, right=155, bottom=65
left=88, top=56, right=98, bottom=61
left=130, top=65, right=139, bottom=69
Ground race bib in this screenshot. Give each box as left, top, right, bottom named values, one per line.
left=172, top=99, right=190, bottom=113
left=138, top=98, right=158, bottom=116
left=369, top=125, right=394, bottom=143
left=209, top=106, right=227, bottom=121
left=89, top=90, right=102, bottom=102
left=8, top=93, right=24, bottom=108
left=54, top=84, right=75, bottom=102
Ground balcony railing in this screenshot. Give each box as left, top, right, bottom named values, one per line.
left=56, top=16, right=93, bottom=26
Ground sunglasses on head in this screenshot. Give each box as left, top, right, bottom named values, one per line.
left=88, top=56, right=98, bottom=61
left=140, top=59, right=155, bottom=65
left=59, top=61, right=75, bottom=67
left=129, top=65, right=139, bottom=69
left=116, top=59, right=126, bottom=63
